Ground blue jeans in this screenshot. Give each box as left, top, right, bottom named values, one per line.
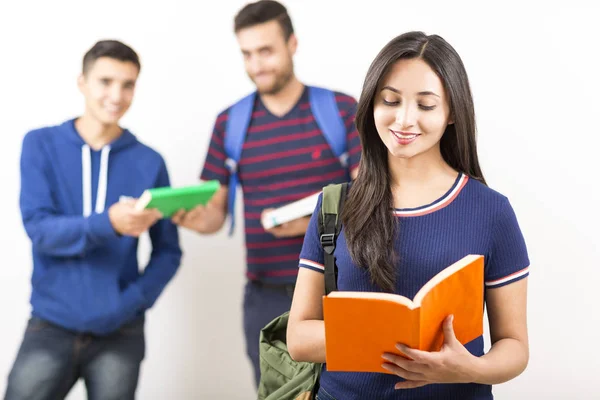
left=4, top=316, right=145, bottom=400
left=243, top=281, right=294, bottom=389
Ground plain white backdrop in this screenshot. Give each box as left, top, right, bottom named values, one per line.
left=0, top=0, right=598, bottom=399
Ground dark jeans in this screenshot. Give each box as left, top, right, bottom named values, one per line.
left=315, top=386, right=336, bottom=400
left=243, top=280, right=294, bottom=389
left=4, top=316, right=145, bottom=400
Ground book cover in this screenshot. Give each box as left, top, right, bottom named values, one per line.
left=322, top=254, right=484, bottom=374
left=260, top=191, right=321, bottom=230
left=134, top=180, right=220, bottom=218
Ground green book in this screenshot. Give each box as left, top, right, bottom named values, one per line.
left=134, top=180, right=220, bottom=218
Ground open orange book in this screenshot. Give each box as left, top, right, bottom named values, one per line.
left=323, top=254, right=484, bottom=374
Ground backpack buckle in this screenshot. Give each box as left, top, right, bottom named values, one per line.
left=320, top=233, right=335, bottom=254
left=225, top=158, right=237, bottom=173
left=339, top=152, right=349, bottom=168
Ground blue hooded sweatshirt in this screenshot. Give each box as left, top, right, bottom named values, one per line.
left=19, top=118, right=182, bottom=335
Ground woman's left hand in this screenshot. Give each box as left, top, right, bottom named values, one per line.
left=381, top=315, right=480, bottom=389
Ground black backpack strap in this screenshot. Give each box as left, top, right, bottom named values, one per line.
left=318, top=183, right=348, bottom=295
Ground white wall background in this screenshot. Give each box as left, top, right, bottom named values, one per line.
left=0, top=0, right=598, bottom=399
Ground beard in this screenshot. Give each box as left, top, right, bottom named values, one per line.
left=252, top=64, right=294, bottom=95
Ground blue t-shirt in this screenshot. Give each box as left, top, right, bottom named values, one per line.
left=299, top=173, right=530, bottom=399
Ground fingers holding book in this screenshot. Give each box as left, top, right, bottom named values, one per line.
left=172, top=205, right=208, bottom=231
left=109, top=200, right=162, bottom=237
left=171, top=198, right=226, bottom=234
left=381, top=315, right=479, bottom=389
left=262, top=208, right=310, bottom=238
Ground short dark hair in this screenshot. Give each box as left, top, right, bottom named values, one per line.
left=234, top=0, right=294, bottom=40
left=82, top=40, right=141, bottom=75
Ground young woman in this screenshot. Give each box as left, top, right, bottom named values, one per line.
left=287, top=31, right=530, bottom=399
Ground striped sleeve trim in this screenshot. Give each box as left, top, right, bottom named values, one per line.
left=485, top=266, right=529, bottom=288
left=299, top=258, right=325, bottom=274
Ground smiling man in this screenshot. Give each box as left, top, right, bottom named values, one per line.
left=171, top=0, right=361, bottom=389
left=5, top=40, right=182, bottom=400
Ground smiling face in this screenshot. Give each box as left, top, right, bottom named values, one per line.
left=236, top=19, right=297, bottom=95
left=78, top=57, right=139, bottom=127
left=373, top=57, right=453, bottom=161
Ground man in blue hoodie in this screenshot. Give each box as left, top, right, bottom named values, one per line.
left=4, top=40, right=182, bottom=400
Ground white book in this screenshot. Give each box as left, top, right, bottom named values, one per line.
left=261, top=191, right=322, bottom=230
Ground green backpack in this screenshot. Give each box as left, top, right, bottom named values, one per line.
left=257, top=183, right=348, bottom=400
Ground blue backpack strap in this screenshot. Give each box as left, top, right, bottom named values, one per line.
left=224, top=92, right=256, bottom=235
left=308, top=86, right=349, bottom=176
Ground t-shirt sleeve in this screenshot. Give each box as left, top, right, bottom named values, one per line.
left=200, top=111, right=230, bottom=185
left=334, top=93, right=361, bottom=172
left=298, top=193, right=325, bottom=274
left=485, top=197, right=530, bottom=288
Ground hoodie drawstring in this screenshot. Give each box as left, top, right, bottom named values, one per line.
left=81, top=144, right=111, bottom=217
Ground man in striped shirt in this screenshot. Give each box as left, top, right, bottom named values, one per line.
left=172, top=0, right=360, bottom=388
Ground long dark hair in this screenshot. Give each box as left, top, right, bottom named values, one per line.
left=342, top=31, right=486, bottom=292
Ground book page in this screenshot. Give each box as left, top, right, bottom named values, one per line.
left=261, top=191, right=321, bottom=229
left=326, top=291, right=415, bottom=309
